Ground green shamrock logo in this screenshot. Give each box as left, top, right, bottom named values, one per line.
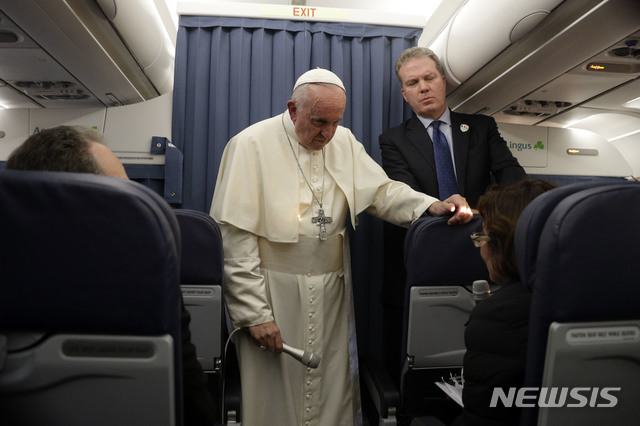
left=533, top=141, right=544, bottom=150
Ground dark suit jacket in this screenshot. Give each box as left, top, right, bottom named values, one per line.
left=379, top=112, right=526, bottom=208
left=379, top=112, right=526, bottom=308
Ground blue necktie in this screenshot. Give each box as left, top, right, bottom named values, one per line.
left=431, top=120, right=458, bottom=200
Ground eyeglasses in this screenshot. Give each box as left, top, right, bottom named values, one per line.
left=470, top=231, right=491, bottom=248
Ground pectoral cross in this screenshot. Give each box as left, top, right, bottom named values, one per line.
left=312, top=208, right=333, bottom=241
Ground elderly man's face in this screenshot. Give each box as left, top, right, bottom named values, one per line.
left=287, top=84, right=346, bottom=151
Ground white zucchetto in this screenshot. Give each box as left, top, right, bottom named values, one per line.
left=293, top=68, right=345, bottom=92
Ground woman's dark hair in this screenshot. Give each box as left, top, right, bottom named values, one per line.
left=477, top=179, right=557, bottom=283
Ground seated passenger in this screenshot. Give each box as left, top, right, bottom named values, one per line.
left=461, top=179, right=556, bottom=426
left=5, top=125, right=216, bottom=426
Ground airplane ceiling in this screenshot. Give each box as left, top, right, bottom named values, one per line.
left=0, top=0, right=172, bottom=109
left=440, top=0, right=640, bottom=142
left=1, top=0, right=639, bottom=148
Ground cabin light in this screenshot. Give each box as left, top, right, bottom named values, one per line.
left=563, top=117, right=591, bottom=129
left=624, top=96, right=640, bottom=110
left=586, top=62, right=638, bottom=73
left=567, top=148, right=598, bottom=156
left=608, top=129, right=640, bottom=142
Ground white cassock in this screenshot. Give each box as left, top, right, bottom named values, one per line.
left=210, top=112, right=438, bottom=426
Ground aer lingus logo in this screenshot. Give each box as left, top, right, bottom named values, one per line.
left=533, top=141, right=545, bottom=150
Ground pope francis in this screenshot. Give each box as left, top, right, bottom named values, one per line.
left=210, top=68, right=472, bottom=426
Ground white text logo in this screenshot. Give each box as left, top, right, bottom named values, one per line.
left=490, top=387, right=620, bottom=408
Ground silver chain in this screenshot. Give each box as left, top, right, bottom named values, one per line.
left=282, top=113, right=326, bottom=209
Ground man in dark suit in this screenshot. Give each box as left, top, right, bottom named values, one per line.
left=380, top=47, right=526, bottom=207
left=379, top=47, right=526, bottom=384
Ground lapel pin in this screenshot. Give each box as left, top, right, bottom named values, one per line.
left=460, top=124, right=469, bottom=132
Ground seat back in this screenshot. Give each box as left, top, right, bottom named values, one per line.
left=403, top=215, right=489, bottom=370
left=174, top=209, right=224, bottom=373
left=399, top=215, right=489, bottom=419
left=0, top=170, right=182, bottom=426
left=515, top=182, right=640, bottom=425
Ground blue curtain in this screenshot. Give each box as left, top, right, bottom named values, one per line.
left=172, top=15, right=420, bottom=356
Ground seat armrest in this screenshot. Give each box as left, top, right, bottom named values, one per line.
left=360, top=356, right=400, bottom=421
left=222, top=341, right=242, bottom=424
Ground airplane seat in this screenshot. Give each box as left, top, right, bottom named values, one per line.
left=0, top=170, right=183, bottom=426
left=173, top=209, right=241, bottom=424
left=362, top=214, right=489, bottom=425
left=174, top=209, right=224, bottom=374
left=514, top=181, right=611, bottom=285
left=515, top=181, right=640, bottom=425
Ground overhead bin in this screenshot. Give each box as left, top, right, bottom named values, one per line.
left=0, top=0, right=174, bottom=108
left=428, top=0, right=564, bottom=90
left=96, top=0, right=175, bottom=95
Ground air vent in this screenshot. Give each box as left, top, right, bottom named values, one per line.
left=609, top=39, right=640, bottom=59
left=0, top=30, right=19, bottom=43
left=503, top=99, right=572, bottom=117
left=14, top=81, right=75, bottom=89
left=13, top=81, right=89, bottom=101
left=33, top=92, right=90, bottom=101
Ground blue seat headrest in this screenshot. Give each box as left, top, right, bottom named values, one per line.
left=174, top=209, right=223, bottom=284
left=0, top=170, right=181, bottom=337
left=404, top=214, right=488, bottom=286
